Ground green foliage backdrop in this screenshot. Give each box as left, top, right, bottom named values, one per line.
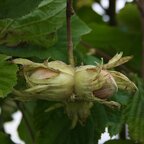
left=0, top=0, right=144, bottom=144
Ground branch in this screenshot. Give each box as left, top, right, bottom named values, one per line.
left=66, top=0, right=75, bottom=66
left=16, top=102, right=35, bottom=144
left=107, top=0, right=117, bottom=26
left=136, top=0, right=144, bottom=79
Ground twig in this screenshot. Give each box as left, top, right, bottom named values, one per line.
left=98, top=2, right=106, bottom=11
left=66, top=0, right=75, bottom=66
left=16, top=102, right=35, bottom=144
left=107, top=0, right=117, bottom=26
left=136, top=0, right=144, bottom=79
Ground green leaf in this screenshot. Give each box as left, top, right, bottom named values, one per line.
left=0, top=0, right=42, bottom=19
left=33, top=101, right=104, bottom=144
left=123, top=76, right=144, bottom=143
left=117, top=4, right=141, bottom=32
left=0, top=16, right=91, bottom=61
left=0, top=54, right=11, bottom=62
left=76, top=6, right=103, bottom=25
left=0, top=132, right=14, bottom=144
left=72, top=16, right=91, bottom=48
left=104, top=140, right=135, bottom=144
left=104, top=105, right=123, bottom=136
left=106, top=91, right=134, bottom=136
left=82, top=55, right=101, bottom=65
left=18, top=102, right=36, bottom=144
left=112, top=91, right=131, bottom=106
left=0, top=99, right=17, bottom=122
left=0, top=54, right=18, bottom=97
left=33, top=100, right=125, bottom=144
left=18, top=119, right=34, bottom=144
left=0, top=0, right=66, bottom=48
left=82, top=24, right=141, bottom=72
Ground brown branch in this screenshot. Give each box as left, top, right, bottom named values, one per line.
left=136, top=0, right=144, bottom=79
left=66, top=0, right=75, bottom=66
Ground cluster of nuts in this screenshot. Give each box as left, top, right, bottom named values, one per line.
left=13, top=53, right=137, bottom=127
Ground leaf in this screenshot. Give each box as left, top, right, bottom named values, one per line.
left=123, top=76, right=144, bottom=143
left=33, top=100, right=125, bottom=144
left=18, top=102, right=36, bottom=144
left=0, top=132, right=14, bottom=144
left=82, top=55, right=101, bottom=65
left=0, top=54, right=18, bottom=97
left=0, top=99, right=17, bottom=122
left=72, top=16, right=91, bottom=48
left=0, top=54, right=11, bottom=62
left=33, top=101, right=105, bottom=144
left=76, top=0, right=93, bottom=7
left=117, top=4, right=141, bottom=32
left=82, top=24, right=141, bottom=72
left=0, top=16, right=91, bottom=61
left=18, top=119, right=34, bottom=144
left=76, top=6, right=103, bottom=25
left=104, top=105, right=124, bottom=136
left=0, top=0, right=42, bottom=19
left=106, top=90, right=134, bottom=136
left=112, top=91, right=131, bottom=106
left=0, top=0, right=66, bottom=48
left=104, top=140, right=135, bottom=144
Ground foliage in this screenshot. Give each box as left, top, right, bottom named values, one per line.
left=0, top=0, right=66, bottom=48
left=0, top=54, right=17, bottom=97
left=0, top=132, right=14, bottom=144
left=123, top=76, right=144, bottom=143
left=0, top=16, right=90, bottom=62
left=0, top=0, right=143, bottom=144
left=104, top=139, right=135, bottom=144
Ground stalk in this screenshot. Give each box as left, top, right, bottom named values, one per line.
left=136, top=0, right=144, bottom=79
left=66, top=0, right=75, bottom=66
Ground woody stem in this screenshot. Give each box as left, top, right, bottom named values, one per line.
left=66, top=0, right=75, bottom=66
